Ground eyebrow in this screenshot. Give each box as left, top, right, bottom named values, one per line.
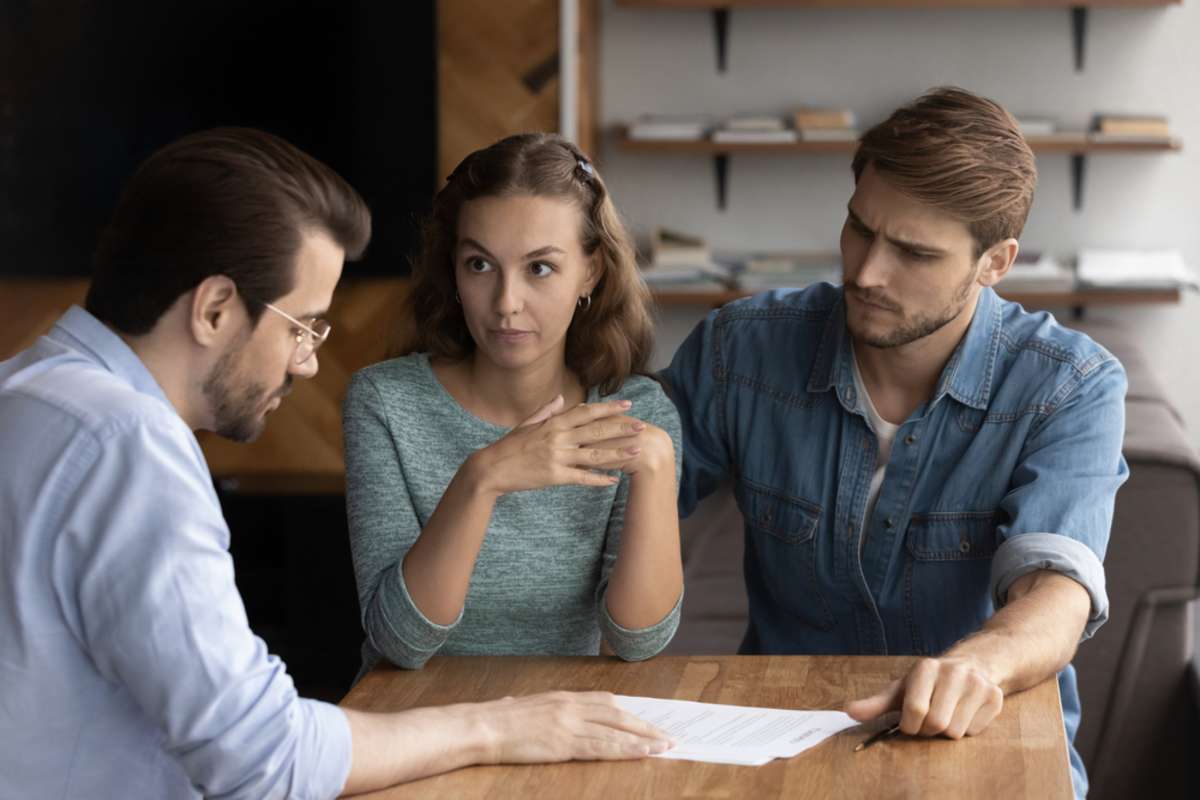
left=295, top=307, right=329, bottom=322
left=460, top=238, right=566, bottom=260
left=846, top=205, right=948, bottom=256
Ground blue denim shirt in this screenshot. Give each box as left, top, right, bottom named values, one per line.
left=661, top=284, right=1127, bottom=796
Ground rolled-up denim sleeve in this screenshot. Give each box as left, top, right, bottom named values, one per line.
left=659, top=308, right=733, bottom=518
left=993, top=356, right=1129, bottom=640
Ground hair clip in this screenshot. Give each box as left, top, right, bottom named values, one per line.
left=576, top=159, right=595, bottom=178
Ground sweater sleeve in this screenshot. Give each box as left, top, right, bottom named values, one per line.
left=595, top=378, right=684, bottom=661
left=343, top=370, right=462, bottom=670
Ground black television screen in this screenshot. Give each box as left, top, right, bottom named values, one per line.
left=1, top=0, right=436, bottom=276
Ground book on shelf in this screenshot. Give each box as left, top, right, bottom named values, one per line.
left=792, top=107, right=857, bottom=130
left=1076, top=249, right=1197, bottom=290
left=712, top=129, right=799, bottom=144
left=642, top=267, right=737, bottom=291
left=627, top=114, right=712, bottom=141
left=1090, top=113, right=1173, bottom=142
left=649, top=226, right=709, bottom=268
left=726, top=251, right=841, bottom=291
left=1023, top=131, right=1089, bottom=143
left=1016, top=116, right=1058, bottom=137
left=641, top=228, right=737, bottom=290
left=797, top=127, right=859, bottom=142
left=1001, top=253, right=1075, bottom=293
left=722, top=115, right=787, bottom=132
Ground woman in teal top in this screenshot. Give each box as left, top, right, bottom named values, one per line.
left=343, top=133, right=683, bottom=675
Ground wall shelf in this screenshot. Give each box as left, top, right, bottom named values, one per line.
left=616, top=1, right=1181, bottom=73
left=618, top=129, right=1183, bottom=211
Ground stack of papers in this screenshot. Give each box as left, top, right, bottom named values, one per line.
left=615, top=695, right=859, bottom=766
left=1002, top=253, right=1075, bottom=293
left=1077, top=249, right=1197, bottom=290
left=642, top=228, right=735, bottom=291
left=733, top=251, right=840, bottom=291
left=627, top=115, right=712, bottom=142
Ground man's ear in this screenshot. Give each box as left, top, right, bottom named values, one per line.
left=977, top=238, right=1020, bottom=288
left=188, top=275, right=241, bottom=347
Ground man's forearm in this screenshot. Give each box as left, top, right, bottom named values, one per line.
left=340, top=704, right=488, bottom=796
left=947, top=569, right=1092, bottom=695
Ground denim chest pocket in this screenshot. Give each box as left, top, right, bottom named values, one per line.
left=902, top=511, right=999, bottom=654
left=736, top=482, right=832, bottom=631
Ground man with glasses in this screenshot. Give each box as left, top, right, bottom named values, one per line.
left=0, top=128, right=671, bottom=800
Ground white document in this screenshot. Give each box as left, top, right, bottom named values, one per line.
left=615, top=695, right=858, bottom=766
left=1077, top=249, right=1197, bottom=289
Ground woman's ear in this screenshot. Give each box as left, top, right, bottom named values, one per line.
left=583, top=251, right=603, bottom=297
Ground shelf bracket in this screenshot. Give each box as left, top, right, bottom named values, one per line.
left=1071, top=153, right=1086, bottom=212
left=1071, top=6, right=1088, bottom=71
left=714, top=153, right=729, bottom=210
left=712, top=8, right=730, bottom=73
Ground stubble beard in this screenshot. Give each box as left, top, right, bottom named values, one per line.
left=202, top=346, right=278, bottom=443
left=850, top=267, right=978, bottom=350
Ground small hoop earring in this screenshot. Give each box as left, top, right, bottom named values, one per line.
left=577, top=294, right=592, bottom=311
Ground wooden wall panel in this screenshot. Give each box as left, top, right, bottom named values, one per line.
left=437, top=0, right=561, bottom=181
left=0, top=278, right=409, bottom=494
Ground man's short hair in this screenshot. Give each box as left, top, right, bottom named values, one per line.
left=86, top=128, right=371, bottom=334
left=851, top=87, right=1037, bottom=258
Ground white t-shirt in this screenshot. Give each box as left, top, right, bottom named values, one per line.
left=851, top=348, right=899, bottom=543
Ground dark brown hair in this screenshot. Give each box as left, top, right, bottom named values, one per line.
left=398, top=132, right=653, bottom=396
left=852, top=87, right=1037, bottom=257
left=86, top=127, right=371, bottom=334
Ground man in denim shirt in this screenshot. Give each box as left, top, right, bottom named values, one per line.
left=662, top=88, right=1126, bottom=797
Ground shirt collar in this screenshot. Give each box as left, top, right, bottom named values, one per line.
left=806, top=287, right=1001, bottom=413
left=48, top=306, right=175, bottom=409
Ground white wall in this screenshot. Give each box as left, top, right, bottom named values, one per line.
left=597, top=0, right=1200, bottom=446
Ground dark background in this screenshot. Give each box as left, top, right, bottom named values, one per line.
left=1, top=0, right=437, bottom=699
left=1, top=0, right=436, bottom=277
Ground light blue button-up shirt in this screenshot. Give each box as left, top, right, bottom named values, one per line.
left=662, top=284, right=1128, bottom=799
left=0, top=307, right=351, bottom=799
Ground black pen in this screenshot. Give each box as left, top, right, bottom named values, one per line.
left=854, top=724, right=901, bottom=752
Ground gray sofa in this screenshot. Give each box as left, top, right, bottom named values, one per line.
left=666, top=318, right=1200, bottom=799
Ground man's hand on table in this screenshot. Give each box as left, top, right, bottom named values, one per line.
left=340, top=690, right=674, bottom=795
left=844, top=655, right=1004, bottom=739
left=843, top=569, right=1092, bottom=742
left=476, top=691, right=676, bottom=763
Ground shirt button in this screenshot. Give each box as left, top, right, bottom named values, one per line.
left=884, top=517, right=894, bottom=529
left=959, top=539, right=971, bottom=554
left=904, top=434, right=917, bottom=445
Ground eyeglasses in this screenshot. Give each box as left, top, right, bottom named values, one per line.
left=262, top=302, right=332, bottom=365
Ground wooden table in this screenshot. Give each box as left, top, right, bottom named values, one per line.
left=340, top=655, right=1072, bottom=798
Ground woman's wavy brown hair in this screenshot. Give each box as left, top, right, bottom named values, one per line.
left=396, top=133, right=654, bottom=396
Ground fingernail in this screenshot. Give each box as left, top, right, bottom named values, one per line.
left=620, top=400, right=632, bottom=409
left=627, top=446, right=641, bottom=455
left=632, top=421, right=645, bottom=431
left=649, top=741, right=669, bottom=754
